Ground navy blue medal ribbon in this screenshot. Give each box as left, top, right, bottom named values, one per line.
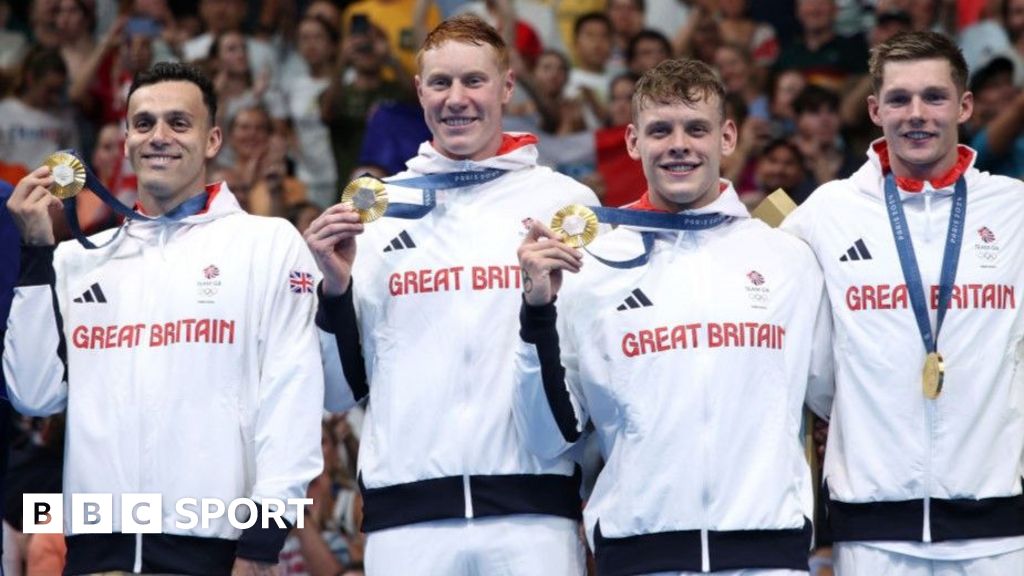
left=883, top=173, right=966, bottom=361
left=585, top=207, right=729, bottom=269
left=381, top=168, right=506, bottom=219
left=59, top=149, right=211, bottom=249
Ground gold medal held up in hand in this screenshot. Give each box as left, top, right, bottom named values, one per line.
left=551, top=204, right=599, bottom=248
left=922, top=351, right=944, bottom=399
left=340, top=176, right=388, bottom=223
left=44, top=152, right=86, bottom=200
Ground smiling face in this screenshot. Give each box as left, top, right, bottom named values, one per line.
left=126, top=80, right=222, bottom=213
left=868, top=58, right=971, bottom=180
left=415, top=40, right=514, bottom=161
left=626, top=93, right=736, bottom=212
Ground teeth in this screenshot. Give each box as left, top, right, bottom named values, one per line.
left=443, top=118, right=473, bottom=126
left=905, top=132, right=932, bottom=140
left=664, top=163, right=698, bottom=172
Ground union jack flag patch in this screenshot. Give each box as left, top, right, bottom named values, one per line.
left=289, top=270, right=314, bottom=294
left=978, top=226, right=996, bottom=244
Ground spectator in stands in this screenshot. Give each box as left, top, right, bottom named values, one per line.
left=29, top=0, right=61, bottom=49
left=0, top=47, right=77, bottom=174
left=791, top=84, right=859, bottom=187
left=55, top=0, right=97, bottom=91
left=283, top=14, right=340, bottom=208
left=766, top=67, right=807, bottom=139
left=678, top=6, right=723, bottom=64
left=753, top=137, right=816, bottom=205
left=355, top=0, right=443, bottom=77
left=181, top=0, right=278, bottom=85
left=567, top=12, right=615, bottom=128
left=510, top=49, right=587, bottom=135
left=606, top=0, right=645, bottom=72
left=625, top=29, right=671, bottom=74
left=775, top=0, right=869, bottom=92
left=207, top=30, right=287, bottom=134
left=717, top=0, right=780, bottom=67
left=716, top=42, right=770, bottom=119
left=968, top=55, right=1024, bottom=178
left=70, top=15, right=155, bottom=130
left=593, top=71, right=644, bottom=206
left=321, top=20, right=413, bottom=184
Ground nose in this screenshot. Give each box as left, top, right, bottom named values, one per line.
left=908, top=96, right=925, bottom=122
left=150, top=120, right=172, bottom=146
left=446, top=80, right=469, bottom=108
left=667, top=130, right=690, bottom=156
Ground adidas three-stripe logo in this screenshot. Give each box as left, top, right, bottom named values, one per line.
left=73, top=283, right=107, bottom=303
left=617, top=288, right=653, bottom=311
left=839, top=239, right=873, bottom=262
left=383, top=231, right=416, bottom=252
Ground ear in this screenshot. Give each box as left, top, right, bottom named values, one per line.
left=958, top=90, right=974, bottom=125
left=867, top=94, right=882, bottom=127
left=720, top=119, right=737, bottom=156
left=415, top=74, right=424, bottom=103
left=502, top=68, right=515, bottom=105
left=205, top=125, right=223, bottom=160
left=625, top=123, right=640, bottom=160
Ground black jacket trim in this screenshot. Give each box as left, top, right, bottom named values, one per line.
left=359, top=468, right=582, bottom=532
left=17, top=245, right=55, bottom=286
left=593, top=518, right=813, bottom=576
left=64, top=533, right=236, bottom=576
left=235, top=503, right=293, bottom=563
left=519, top=298, right=582, bottom=443
left=316, top=280, right=369, bottom=401
left=825, top=481, right=1024, bottom=542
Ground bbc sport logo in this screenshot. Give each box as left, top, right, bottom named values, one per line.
left=23, top=493, right=312, bottom=534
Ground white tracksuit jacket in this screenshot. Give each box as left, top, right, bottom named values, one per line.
left=318, top=135, right=598, bottom=532
left=782, top=141, right=1024, bottom=557
left=514, top=184, right=826, bottom=576
left=3, top=185, right=324, bottom=575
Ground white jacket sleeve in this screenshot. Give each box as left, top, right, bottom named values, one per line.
left=237, top=223, right=324, bottom=560
left=806, top=291, right=835, bottom=420
left=3, top=246, right=69, bottom=416
left=513, top=299, right=589, bottom=460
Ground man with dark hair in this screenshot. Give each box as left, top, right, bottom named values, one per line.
left=514, top=57, right=825, bottom=575
left=4, top=61, right=324, bottom=574
left=791, top=84, right=859, bottom=186
left=625, top=28, right=671, bottom=74
left=305, top=14, right=596, bottom=575
left=774, top=0, right=868, bottom=92
left=784, top=30, right=1024, bottom=574
left=567, top=11, right=615, bottom=128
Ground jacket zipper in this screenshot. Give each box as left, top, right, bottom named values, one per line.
left=922, top=183, right=935, bottom=542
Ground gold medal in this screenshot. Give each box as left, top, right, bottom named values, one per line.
left=922, top=351, right=944, bottom=399
left=551, top=204, right=599, bottom=248
left=340, top=176, right=388, bottom=223
left=44, top=152, right=86, bottom=200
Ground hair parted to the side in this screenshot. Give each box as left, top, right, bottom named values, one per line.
left=632, top=58, right=726, bottom=122
left=869, top=30, right=968, bottom=94
left=128, top=62, right=219, bottom=126
left=417, top=14, right=509, bottom=72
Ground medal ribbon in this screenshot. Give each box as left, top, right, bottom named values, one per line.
left=883, top=173, right=966, bottom=356
left=381, top=168, right=507, bottom=219
left=59, top=149, right=209, bottom=249
left=586, top=207, right=730, bottom=269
